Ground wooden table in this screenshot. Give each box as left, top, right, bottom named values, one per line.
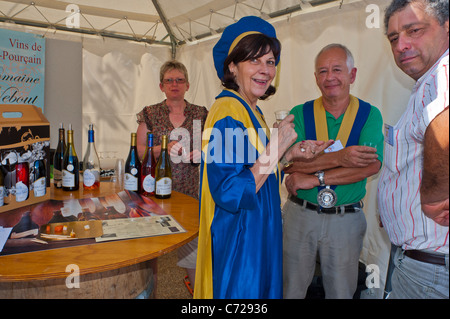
left=0, top=183, right=199, bottom=299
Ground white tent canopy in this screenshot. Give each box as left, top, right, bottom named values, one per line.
left=1, top=0, right=417, bottom=298
left=1, top=0, right=339, bottom=49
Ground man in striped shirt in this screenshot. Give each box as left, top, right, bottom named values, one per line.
left=378, top=0, right=449, bottom=299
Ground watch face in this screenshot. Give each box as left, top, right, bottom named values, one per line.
left=317, top=188, right=337, bottom=208
left=316, top=171, right=325, bottom=186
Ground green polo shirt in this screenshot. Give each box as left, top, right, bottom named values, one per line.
left=289, top=101, right=384, bottom=206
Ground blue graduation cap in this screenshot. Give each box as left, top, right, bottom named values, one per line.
left=213, top=16, right=280, bottom=80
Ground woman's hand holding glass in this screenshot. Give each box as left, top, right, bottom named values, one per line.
left=275, top=114, right=299, bottom=157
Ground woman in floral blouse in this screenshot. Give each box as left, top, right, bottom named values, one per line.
left=136, top=60, right=208, bottom=292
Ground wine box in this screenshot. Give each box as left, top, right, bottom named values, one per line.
left=0, top=104, right=51, bottom=213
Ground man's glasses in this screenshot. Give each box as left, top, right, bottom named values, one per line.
left=162, top=78, right=187, bottom=85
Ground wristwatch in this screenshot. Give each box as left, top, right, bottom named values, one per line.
left=315, top=170, right=326, bottom=186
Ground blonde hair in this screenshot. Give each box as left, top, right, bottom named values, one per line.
left=160, top=60, right=189, bottom=83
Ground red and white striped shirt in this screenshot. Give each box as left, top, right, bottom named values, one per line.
left=377, top=50, right=449, bottom=254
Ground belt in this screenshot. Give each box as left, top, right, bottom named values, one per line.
left=288, top=195, right=362, bottom=214
left=404, top=250, right=447, bottom=266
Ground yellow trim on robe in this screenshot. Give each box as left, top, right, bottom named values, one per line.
left=194, top=90, right=280, bottom=299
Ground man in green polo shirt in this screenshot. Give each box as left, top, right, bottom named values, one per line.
left=283, top=43, right=384, bottom=299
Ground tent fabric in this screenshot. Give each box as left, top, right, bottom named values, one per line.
left=0, top=0, right=338, bottom=46
left=2, top=0, right=420, bottom=298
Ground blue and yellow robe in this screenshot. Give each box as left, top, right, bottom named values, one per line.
left=194, top=89, right=283, bottom=299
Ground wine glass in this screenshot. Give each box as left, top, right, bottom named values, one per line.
left=363, top=142, right=378, bottom=149
left=113, top=158, right=124, bottom=191
left=275, top=110, right=290, bottom=124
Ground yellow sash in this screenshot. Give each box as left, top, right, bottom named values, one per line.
left=313, top=95, right=360, bottom=146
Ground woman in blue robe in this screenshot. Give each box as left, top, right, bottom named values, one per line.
left=194, top=16, right=333, bottom=299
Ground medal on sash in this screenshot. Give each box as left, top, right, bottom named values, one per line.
left=304, top=95, right=371, bottom=208
left=317, top=186, right=338, bottom=208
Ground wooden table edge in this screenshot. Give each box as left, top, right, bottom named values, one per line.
left=0, top=231, right=198, bottom=282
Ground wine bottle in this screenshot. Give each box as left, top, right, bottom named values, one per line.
left=83, top=124, right=101, bottom=190
left=62, top=124, right=79, bottom=191
left=140, top=132, right=156, bottom=197
left=155, top=135, right=172, bottom=199
left=33, top=156, right=46, bottom=197
left=124, top=133, right=141, bottom=192
left=53, top=123, right=65, bottom=188
left=15, top=157, right=29, bottom=202
left=0, top=165, right=4, bottom=206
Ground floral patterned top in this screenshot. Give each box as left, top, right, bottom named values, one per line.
left=137, top=100, right=208, bottom=199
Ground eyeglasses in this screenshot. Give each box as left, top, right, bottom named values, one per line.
left=162, top=78, right=187, bottom=85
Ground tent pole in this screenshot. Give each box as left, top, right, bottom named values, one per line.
left=151, top=0, right=177, bottom=59
left=171, top=42, right=177, bottom=59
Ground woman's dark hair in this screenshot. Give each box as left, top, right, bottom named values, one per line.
left=222, top=33, right=281, bottom=100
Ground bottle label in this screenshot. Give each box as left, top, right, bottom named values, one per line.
left=83, top=169, right=99, bottom=187
left=54, top=168, right=62, bottom=187
left=0, top=186, right=4, bottom=206
left=15, top=181, right=29, bottom=202
left=156, top=177, right=172, bottom=196
left=143, top=175, right=155, bottom=193
left=124, top=173, right=138, bottom=191
left=62, top=170, right=75, bottom=187
left=33, top=177, right=47, bottom=197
